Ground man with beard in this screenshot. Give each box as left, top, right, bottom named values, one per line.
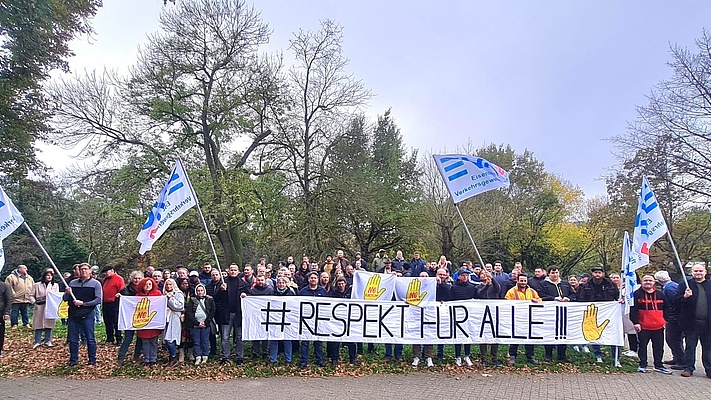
left=578, top=266, right=619, bottom=363
left=244, top=275, right=274, bottom=360
left=327, top=277, right=356, bottom=365
left=505, top=274, right=540, bottom=366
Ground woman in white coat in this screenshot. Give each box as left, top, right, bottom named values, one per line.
left=162, top=278, right=184, bottom=366
left=30, top=269, right=59, bottom=348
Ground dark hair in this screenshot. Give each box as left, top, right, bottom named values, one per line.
left=517, top=273, right=528, bottom=279
left=546, top=265, right=559, bottom=274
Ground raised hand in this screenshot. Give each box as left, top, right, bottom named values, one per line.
left=132, top=297, right=157, bottom=329
left=364, top=274, right=387, bottom=301
left=582, top=303, right=610, bottom=341
left=406, top=279, right=427, bottom=306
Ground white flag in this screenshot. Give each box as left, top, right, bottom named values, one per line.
left=433, top=154, right=510, bottom=204
left=351, top=270, right=396, bottom=301
left=393, top=276, right=437, bottom=306
left=137, top=160, right=196, bottom=254
left=622, top=231, right=638, bottom=315
left=630, top=177, right=668, bottom=271
left=0, top=184, right=25, bottom=274
left=118, top=296, right=167, bottom=331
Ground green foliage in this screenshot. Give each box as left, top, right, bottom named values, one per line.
left=0, top=0, right=101, bottom=177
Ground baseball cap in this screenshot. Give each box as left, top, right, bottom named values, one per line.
left=590, top=266, right=604, bottom=272
left=189, top=270, right=199, bottom=277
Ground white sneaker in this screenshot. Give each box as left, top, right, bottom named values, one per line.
left=455, top=357, right=462, bottom=366
left=464, top=356, right=473, bottom=366
left=596, top=356, right=603, bottom=363
left=623, top=350, right=638, bottom=358
left=45, top=341, right=55, bottom=347
left=32, top=343, right=41, bottom=350
left=582, top=345, right=590, bottom=353
left=412, top=357, right=420, bottom=367
left=573, top=345, right=580, bottom=352
left=195, top=357, right=202, bottom=365
left=426, top=357, right=434, bottom=367
left=202, top=356, right=208, bottom=364
left=615, top=361, right=622, bottom=368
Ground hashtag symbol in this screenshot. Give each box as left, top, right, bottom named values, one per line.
left=261, top=301, right=291, bottom=332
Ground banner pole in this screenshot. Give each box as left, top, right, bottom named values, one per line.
left=22, top=222, right=75, bottom=300
left=454, top=203, right=485, bottom=267
left=666, top=231, right=690, bottom=290
left=179, top=159, right=224, bottom=283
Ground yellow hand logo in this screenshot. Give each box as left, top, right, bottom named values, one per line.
left=406, top=279, right=427, bottom=306
left=132, top=297, right=157, bottom=329
left=58, top=301, right=69, bottom=319
left=582, top=304, right=610, bottom=341
left=364, top=274, right=387, bottom=301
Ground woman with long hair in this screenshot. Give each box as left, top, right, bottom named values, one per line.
left=30, top=269, right=59, bottom=348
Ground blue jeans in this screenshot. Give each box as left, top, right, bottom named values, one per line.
left=220, top=312, right=244, bottom=361
left=164, top=339, right=177, bottom=358
left=142, top=337, right=158, bottom=363
left=269, top=340, right=292, bottom=363
left=683, top=323, right=711, bottom=375
left=191, top=327, right=210, bottom=357
left=34, top=328, right=52, bottom=345
left=300, top=341, right=323, bottom=367
left=10, top=303, right=30, bottom=327
left=118, top=329, right=142, bottom=359
left=68, top=311, right=97, bottom=365
left=385, top=343, right=403, bottom=359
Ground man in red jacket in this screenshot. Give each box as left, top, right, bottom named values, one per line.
left=101, top=267, right=125, bottom=345
left=630, top=275, right=672, bottom=374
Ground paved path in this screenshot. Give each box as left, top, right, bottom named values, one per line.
left=1, top=371, right=709, bottom=400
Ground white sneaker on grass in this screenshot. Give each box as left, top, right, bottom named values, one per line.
left=412, top=357, right=420, bottom=367
left=464, top=356, right=473, bottom=366
left=426, top=357, right=434, bottom=368
left=455, top=357, right=462, bottom=366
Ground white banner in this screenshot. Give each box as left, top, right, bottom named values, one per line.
left=393, top=276, right=437, bottom=306
left=351, top=270, right=395, bottom=301
left=136, top=159, right=196, bottom=254
left=0, top=241, right=4, bottom=275
left=118, top=296, right=167, bottom=331
left=242, top=297, right=623, bottom=345
left=433, top=154, right=510, bottom=204
left=45, top=291, right=69, bottom=320
left=630, top=176, right=668, bottom=271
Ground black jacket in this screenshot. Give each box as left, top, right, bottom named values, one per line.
left=538, top=279, right=572, bottom=301
left=475, top=280, right=502, bottom=300
left=679, top=278, right=711, bottom=331
left=450, top=280, right=478, bottom=301
left=185, top=295, right=216, bottom=330
left=578, top=278, right=619, bottom=302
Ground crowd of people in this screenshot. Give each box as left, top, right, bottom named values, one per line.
left=0, top=251, right=709, bottom=380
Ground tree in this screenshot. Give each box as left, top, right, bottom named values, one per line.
left=325, top=110, right=420, bottom=260
left=0, top=0, right=101, bottom=178
left=49, top=0, right=280, bottom=265
left=268, top=20, right=372, bottom=256
left=613, top=30, right=711, bottom=202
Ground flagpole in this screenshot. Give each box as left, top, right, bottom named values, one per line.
left=22, top=222, right=75, bottom=300
left=179, top=159, right=225, bottom=283
left=454, top=203, right=485, bottom=267
left=666, top=231, right=690, bottom=290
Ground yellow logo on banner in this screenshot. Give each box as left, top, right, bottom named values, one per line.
left=582, top=304, right=610, bottom=341
left=364, top=274, right=386, bottom=301
left=57, top=301, right=69, bottom=319
left=132, top=297, right=157, bottom=329
left=405, top=279, right=427, bottom=306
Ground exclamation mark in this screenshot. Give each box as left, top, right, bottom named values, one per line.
left=555, top=306, right=560, bottom=340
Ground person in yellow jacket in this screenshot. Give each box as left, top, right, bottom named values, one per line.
left=5, top=265, right=34, bottom=329
left=505, top=273, right=540, bottom=365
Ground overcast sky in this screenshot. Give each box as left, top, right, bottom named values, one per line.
left=45, top=0, right=711, bottom=197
